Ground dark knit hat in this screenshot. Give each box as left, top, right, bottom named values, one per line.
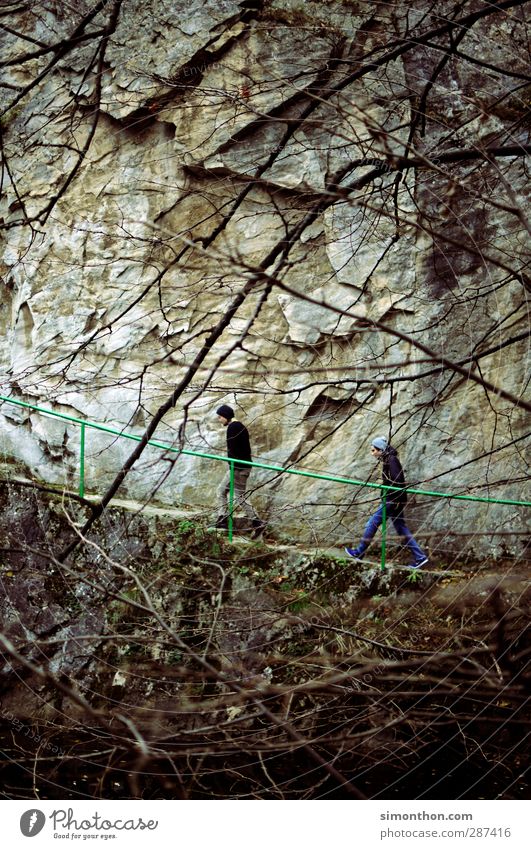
left=371, top=436, right=388, bottom=451
left=216, top=404, right=234, bottom=420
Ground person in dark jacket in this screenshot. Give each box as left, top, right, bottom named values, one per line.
left=345, top=436, right=428, bottom=569
left=215, top=404, right=266, bottom=538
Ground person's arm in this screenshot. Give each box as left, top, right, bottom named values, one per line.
left=226, top=422, right=249, bottom=461
left=387, top=454, right=405, bottom=487
left=226, top=422, right=238, bottom=459
left=385, top=453, right=407, bottom=506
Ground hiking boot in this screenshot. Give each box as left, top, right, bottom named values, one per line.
left=251, top=518, right=267, bottom=539
left=405, top=556, right=428, bottom=570
left=344, top=547, right=364, bottom=561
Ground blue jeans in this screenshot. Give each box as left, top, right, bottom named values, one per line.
left=357, top=504, right=426, bottom=563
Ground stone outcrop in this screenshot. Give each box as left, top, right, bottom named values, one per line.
left=0, top=0, right=528, bottom=553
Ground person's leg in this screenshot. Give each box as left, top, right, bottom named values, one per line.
left=216, top=471, right=230, bottom=521
left=346, top=505, right=383, bottom=558
left=233, top=468, right=259, bottom=521
left=391, top=512, right=427, bottom=564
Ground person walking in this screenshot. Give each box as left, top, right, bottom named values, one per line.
left=215, top=404, right=266, bottom=538
left=345, top=437, right=428, bottom=569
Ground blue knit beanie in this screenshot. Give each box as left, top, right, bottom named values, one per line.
left=371, top=437, right=388, bottom=451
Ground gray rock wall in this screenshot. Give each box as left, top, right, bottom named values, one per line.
left=0, top=0, right=529, bottom=552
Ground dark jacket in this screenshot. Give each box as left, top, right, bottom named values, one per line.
left=381, top=447, right=407, bottom=513
left=226, top=420, right=252, bottom=469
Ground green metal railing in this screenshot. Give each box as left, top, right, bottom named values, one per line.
left=1, top=394, right=529, bottom=568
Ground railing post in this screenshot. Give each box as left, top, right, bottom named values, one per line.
left=228, top=460, right=235, bottom=542
left=79, top=423, right=86, bottom=498
left=380, top=491, right=387, bottom=570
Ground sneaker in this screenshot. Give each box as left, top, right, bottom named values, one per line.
left=344, top=547, right=364, bottom=561
left=405, top=556, right=428, bottom=570
left=214, top=516, right=229, bottom=530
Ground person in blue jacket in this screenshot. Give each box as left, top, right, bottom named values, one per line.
left=215, top=404, right=266, bottom=538
left=345, top=437, right=428, bottom=569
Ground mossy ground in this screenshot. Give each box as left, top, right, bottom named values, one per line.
left=1, top=482, right=528, bottom=800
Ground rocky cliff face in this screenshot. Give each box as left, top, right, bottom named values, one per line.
left=0, top=0, right=529, bottom=553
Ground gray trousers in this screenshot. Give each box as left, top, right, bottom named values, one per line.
left=217, top=467, right=259, bottom=521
